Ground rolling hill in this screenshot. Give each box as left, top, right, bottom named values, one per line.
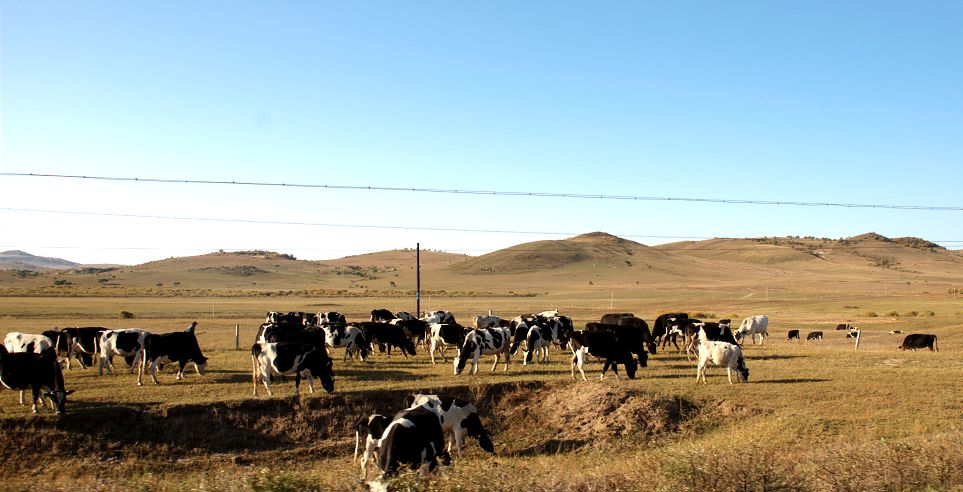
left=0, top=250, right=79, bottom=271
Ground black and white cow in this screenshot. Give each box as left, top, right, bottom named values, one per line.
left=395, top=311, right=416, bottom=321
left=4, top=332, right=54, bottom=355
left=318, top=312, right=347, bottom=326
left=256, top=321, right=307, bottom=344
left=584, top=322, right=651, bottom=366
left=376, top=406, right=452, bottom=479
left=787, top=329, right=801, bottom=341
left=404, top=394, right=495, bottom=457
left=428, top=323, right=467, bottom=364
left=62, top=326, right=106, bottom=368
left=251, top=342, right=335, bottom=396
left=568, top=330, right=638, bottom=381
left=508, top=315, right=536, bottom=355
left=355, top=413, right=391, bottom=479
left=0, top=348, right=74, bottom=415
left=806, top=331, right=823, bottom=341
left=454, top=327, right=511, bottom=375
left=522, top=319, right=571, bottom=365
left=139, top=332, right=209, bottom=385
left=472, top=315, right=507, bottom=329
left=356, top=322, right=416, bottom=358
left=653, top=312, right=688, bottom=345
left=898, top=334, right=938, bottom=351
left=693, top=328, right=749, bottom=384
left=423, top=310, right=456, bottom=325
left=322, top=324, right=371, bottom=362
left=683, top=322, right=736, bottom=360
left=98, top=329, right=151, bottom=376
left=835, top=323, right=853, bottom=331
left=265, top=311, right=315, bottom=326
left=40, top=330, right=77, bottom=369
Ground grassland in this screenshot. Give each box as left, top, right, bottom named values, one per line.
left=1, top=233, right=962, bottom=490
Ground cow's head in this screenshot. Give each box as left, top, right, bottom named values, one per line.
left=462, top=412, right=495, bottom=453
left=403, top=337, right=417, bottom=357
left=738, top=357, right=750, bottom=382
left=624, top=358, right=639, bottom=379
left=453, top=339, right=476, bottom=375
left=194, top=356, right=209, bottom=376
left=44, top=389, right=75, bottom=415
left=645, top=340, right=658, bottom=355
left=311, top=353, right=335, bottom=393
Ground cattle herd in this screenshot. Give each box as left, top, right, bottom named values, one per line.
left=0, top=308, right=943, bottom=481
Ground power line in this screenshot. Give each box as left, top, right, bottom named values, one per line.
left=4, top=172, right=963, bottom=211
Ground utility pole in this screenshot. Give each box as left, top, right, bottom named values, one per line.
left=416, top=243, right=421, bottom=317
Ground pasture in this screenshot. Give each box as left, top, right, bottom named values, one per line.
left=1, top=292, right=961, bottom=491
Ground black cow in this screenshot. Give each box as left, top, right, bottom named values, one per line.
left=898, top=334, right=938, bottom=351
left=251, top=342, right=335, bottom=396
left=265, top=325, right=327, bottom=350
left=356, top=322, right=416, bottom=358
left=370, top=309, right=395, bottom=323
left=61, top=326, right=106, bottom=368
left=0, top=350, right=74, bottom=414
left=806, top=331, right=824, bottom=341
left=40, top=330, right=77, bottom=368
left=584, top=322, right=650, bottom=367
left=392, top=318, right=430, bottom=347
left=836, top=323, right=852, bottom=331
left=600, top=312, right=636, bottom=325
left=256, top=322, right=306, bottom=344
left=377, top=406, right=452, bottom=478
left=787, top=329, right=800, bottom=341
left=568, top=330, right=638, bottom=380
left=139, top=332, right=209, bottom=385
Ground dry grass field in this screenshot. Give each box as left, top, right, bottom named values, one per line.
left=1, top=234, right=962, bottom=491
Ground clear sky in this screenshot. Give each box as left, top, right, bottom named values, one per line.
left=2, top=1, right=961, bottom=265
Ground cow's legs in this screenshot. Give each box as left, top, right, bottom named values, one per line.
left=305, top=369, right=315, bottom=394
left=252, top=356, right=259, bottom=396
left=293, top=372, right=301, bottom=397
left=176, top=361, right=188, bottom=380
left=571, top=351, right=588, bottom=381
left=149, top=359, right=162, bottom=385
left=262, top=372, right=273, bottom=396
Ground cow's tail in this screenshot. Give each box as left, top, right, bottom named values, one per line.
left=934, top=336, right=939, bottom=352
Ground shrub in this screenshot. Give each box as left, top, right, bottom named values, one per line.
left=865, top=312, right=879, bottom=317
left=903, top=311, right=919, bottom=317
left=886, top=311, right=900, bottom=317
left=692, top=312, right=715, bottom=319
left=248, top=468, right=321, bottom=492
left=843, top=305, right=859, bottom=309
left=120, top=311, right=135, bottom=319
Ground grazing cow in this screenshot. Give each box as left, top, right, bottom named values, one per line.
left=98, top=329, right=151, bottom=376
left=62, top=326, right=106, bottom=368
left=653, top=312, right=688, bottom=345
left=787, top=329, right=800, bottom=341
left=600, top=313, right=636, bottom=325
left=898, top=334, right=938, bottom=351
left=423, top=310, right=456, bottom=325
left=0, top=350, right=74, bottom=414
left=355, top=413, right=391, bottom=479
left=404, top=394, right=495, bottom=457
left=40, top=330, right=77, bottom=369
left=265, top=325, right=327, bottom=349
left=322, top=324, right=371, bottom=362
left=584, top=322, right=650, bottom=367
left=428, top=323, right=467, bottom=364
left=395, top=311, right=416, bottom=321
left=139, top=332, right=209, bottom=385
left=356, top=322, right=416, bottom=358
left=836, top=323, right=852, bottom=331
left=390, top=318, right=430, bottom=348
left=370, top=309, right=395, bottom=323
left=472, top=315, right=507, bottom=329
left=600, top=314, right=657, bottom=354
left=735, top=315, right=770, bottom=345
left=693, top=328, right=749, bottom=384
left=806, top=331, right=824, bottom=341
left=682, top=322, right=736, bottom=360
left=889, top=330, right=904, bottom=335
left=256, top=321, right=307, bottom=344
left=522, top=320, right=571, bottom=365
left=318, top=312, right=347, bottom=326
left=845, top=329, right=860, bottom=339
left=251, top=342, right=335, bottom=396
left=569, top=330, right=638, bottom=381
left=508, top=315, right=536, bottom=355
left=454, top=327, right=511, bottom=375
left=376, top=406, right=451, bottom=479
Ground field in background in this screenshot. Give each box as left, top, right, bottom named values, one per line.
left=0, top=291, right=961, bottom=491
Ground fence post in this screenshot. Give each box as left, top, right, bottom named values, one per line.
left=854, top=330, right=861, bottom=350
left=235, top=324, right=239, bottom=351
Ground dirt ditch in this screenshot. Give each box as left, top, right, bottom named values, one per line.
left=0, top=381, right=738, bottom=476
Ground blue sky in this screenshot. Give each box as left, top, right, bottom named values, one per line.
left=2, top=1, right=961, bottom=264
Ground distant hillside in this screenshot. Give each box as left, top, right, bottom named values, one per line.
left=0, top=250, right=79, bottom=271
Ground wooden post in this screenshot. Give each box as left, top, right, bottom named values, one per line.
left=235, top=324, right=239, bottom=351
left=854, top=330, right=861, bottom=350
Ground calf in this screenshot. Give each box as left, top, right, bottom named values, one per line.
left=0, top=350, right=74, bottom=414
left=583, top=322, right=649, bottom=367
left=694, top=329, right=749, bottom=384
left=454, top=327, right=511, bottom=375
left=898, top=334, right=938, bottom=351
left=251, top=342, right=335, bottom=396
left=404, top=394, right=495, bottom=457
left=139, top=332, right=209, bottom=385
left=806, top=331, right=824, bottom=341
left=568, top=330, right=638, bottom=381
left=357, top=322, right=416, bottom=358
left=322, top=324, right=370, bottom=362
left=99, top=329, right=151, bottom=376
left=376, top=406, right=451, bottom=479
left=428, top=323, right=467, bottom=364
left=355, top=413, right=391, bottom=480
left=787, top=329, right=800, bottom=341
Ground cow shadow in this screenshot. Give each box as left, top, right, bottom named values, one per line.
left=337, top=368, right=420, bottom=381
left=748, top=354, right=807, bottom=361
left=759, top=378, right=830, bottom=384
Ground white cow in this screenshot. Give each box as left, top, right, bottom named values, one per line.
left=735, top=315, right=769, bottom=345
left=694, top=328, right=750, bottom=384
